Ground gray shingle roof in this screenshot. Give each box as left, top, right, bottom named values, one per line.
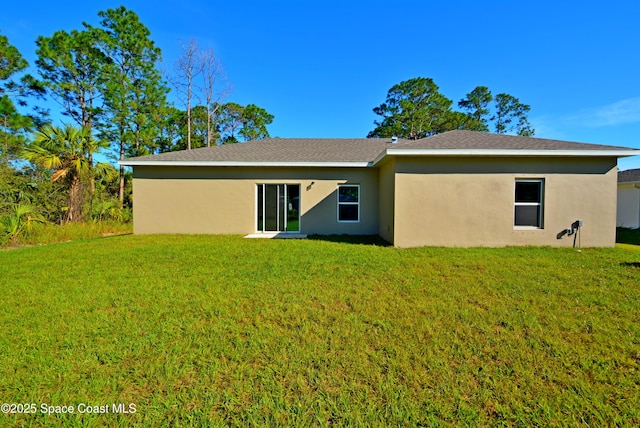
left=618, top=168, right=640, bottom=183
left=124, top=137, right=409, bottom=163
left=121, top=130, right=638, bottom=166
left=402, top=130, right=632, bottom=151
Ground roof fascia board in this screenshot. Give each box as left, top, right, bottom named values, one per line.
left=121, top=149, right=640, bottom=168
left=119, top=160, right=371, bottom=167
left=385, top=148, right=640, bottom=158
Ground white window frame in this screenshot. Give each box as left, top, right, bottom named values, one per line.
left=514, top=179, right=544, bottom=229
left=337, top=184, right=360, bottom=223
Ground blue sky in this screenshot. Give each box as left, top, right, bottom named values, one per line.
left=2, top=1, right=639, bottom=169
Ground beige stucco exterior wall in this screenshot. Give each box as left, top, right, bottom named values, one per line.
left=377, top=159, right=395, bottom=244
left=132, top=166, right=379, bottom=235
left=392, top=157, right=618, bottom=247
left=617, top=183, right=640, bottom=228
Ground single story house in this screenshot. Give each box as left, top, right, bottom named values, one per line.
left=120, top=130, right=639, bottom=247
left=617, top=168, right=640, bottom=229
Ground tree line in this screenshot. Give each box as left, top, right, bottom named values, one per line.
left=368, top=77, right=534, bottom=140
left=1, top=6, right=274, bottom=237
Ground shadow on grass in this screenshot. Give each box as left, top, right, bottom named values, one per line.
left=616, top=228, right=640, bottom=246
left=306, top=234, right=391, bottom=247
left=620, top=262, right=640, bottom=268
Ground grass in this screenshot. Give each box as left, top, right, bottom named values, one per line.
left=0, top=235, right=639, bottom=426
left=2, top=221, right=132, bottom=249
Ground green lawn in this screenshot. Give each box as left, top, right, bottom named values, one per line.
left=1, top=235, right=639, bottom=426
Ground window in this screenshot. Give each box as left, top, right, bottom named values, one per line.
left=256, top=184, right=300, bottom=232
left=338, top=185, right=359, bottom=222
left=514, top=179, right=543, bottom=228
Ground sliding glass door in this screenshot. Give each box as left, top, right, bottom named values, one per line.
left=257, top=184, right=300, bottom=232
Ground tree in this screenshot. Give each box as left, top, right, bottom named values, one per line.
left=127, top=75, right=167, bottom=157
left=156, top=102, right=274, bottom=151
left=87, top=6, right=169, bottom=205
left=35, top=29, right=105, bottom=132
left=367, top=77, right=453, bottom=140
left=0, top=34, right=28, bottom=83
left=169, top=38, right=202, bottom=150
left=155, top=106, right=183, bottom=153
left=168, top=39, right=229, bottom=149
left=36, top=29, right=108, bottom=196
left=0, top=96, right=32, bottom=164
left=218, top=102, right=245, bottom=143
left=217, top=102, right=274, bottom=144
left=492, top=93, right=534, bottom=136
left=201, top=47, right=228, bottom=147
left=22, top=124, right=108, bottom=222
left=190, top=105, right=214, bottom=147
left=239, top=104, right=274, bottom=141
left=369, top=77, right=535, bottom=139
left=0, top=34, right=34, bottom=163
left=458, top=86, right=493, bottom=132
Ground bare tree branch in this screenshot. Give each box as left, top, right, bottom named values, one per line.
left=168, top=38, right=204, bottom=150
left=200, top=47, right=231, bottom=147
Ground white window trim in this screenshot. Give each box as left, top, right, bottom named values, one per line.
left=337, top=184, right=360, bottom=223
left=514, top=179, right=544, bottom=229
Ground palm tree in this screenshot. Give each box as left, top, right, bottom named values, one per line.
left=22, top=124, right=108, bottom=222
left=0, top=203, right=46, bottom=244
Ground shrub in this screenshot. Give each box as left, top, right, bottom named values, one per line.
left=0, top=203, right=47, bottom=245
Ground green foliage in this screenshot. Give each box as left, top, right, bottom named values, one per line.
left=157, top=102, right=275, bottom=151
left=458, top=85, right=493, bottom=131
left=154, top=105, right=184, bottom=153
left=22, top=124, right=107, bottom=222
left=0, top=95, right=33, bottom=161
left=0, top=33, right=28, bottom=82
left=0, top=236, right=638, bottom=425
left=34, top=8, right=169, bottom=207
left=35, top=29, right=105, bottom=130
left=88, top=6, right=168, bottom=157
left=189, top=105, right=214, bottom=147
left=493, top=93, right=535, bottom=136
left=4, top=9, right=170, bottom=221
left=218, top=101, right=244, bottom=143
left=0, top=203, right=47, bottom=245
left=369, top=77, right=535, bottom=139
left=0, top=163, right=67, bottom=221
left=219, top=102, right=274, bottom=144
left=368, top=77, right=454, bottom=139
left=4, top=8, right=277, bottom=219
left=239, top=104, right=275, bottom=141
left=90, top=163, right=125, bottom=217
left=91, top=199, right=128, bottom=222
left=161, top=105, right=217, bottom=151
left=1, top=220, right=131, bottom=247
left=86, top=6, right=169, bottom=201
left=0, top=33, right=35, bottom=162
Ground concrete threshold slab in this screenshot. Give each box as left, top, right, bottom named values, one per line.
left=244, top=233, right=308, bottom=239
